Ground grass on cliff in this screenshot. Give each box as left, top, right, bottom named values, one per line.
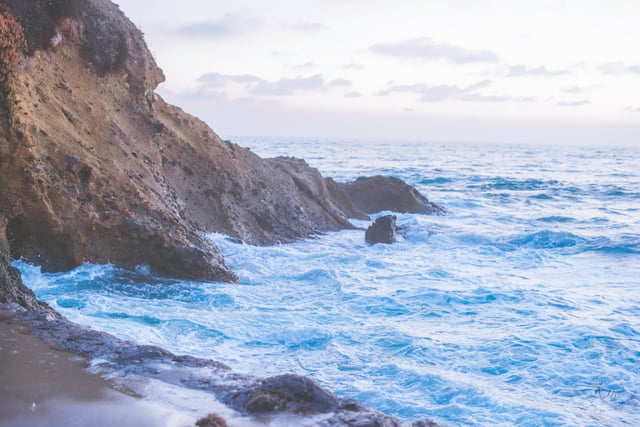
left=2, top=0, right=128, bottom=74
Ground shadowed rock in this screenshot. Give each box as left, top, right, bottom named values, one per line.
left=230, top=374, right=338, bottom=414
left=365, top=215, right=398, bottom=244
left=0, top=216, right=52, bottom=312
left=195, top=413, right=228, bottom=427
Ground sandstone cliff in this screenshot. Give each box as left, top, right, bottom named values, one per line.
left=0, top=0, right=442, bottom=283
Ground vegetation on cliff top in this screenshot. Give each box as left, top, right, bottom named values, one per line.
left=3, top=0, right=128, bottom=74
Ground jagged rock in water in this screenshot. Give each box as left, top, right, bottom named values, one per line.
left=365, top=215, right=398, bottom=244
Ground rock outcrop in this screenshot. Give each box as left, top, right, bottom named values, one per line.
left=365, top=215, right=398, bottom=244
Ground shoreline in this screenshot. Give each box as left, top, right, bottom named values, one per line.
left=1, top=305, right=419, bottom=426
left=0, top=320, right=201, bottom=426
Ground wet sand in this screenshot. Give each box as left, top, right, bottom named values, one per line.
left=0, top=321, right=196, bottom=427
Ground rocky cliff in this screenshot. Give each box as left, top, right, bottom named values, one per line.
left=0, top=0, right=442, bottom=283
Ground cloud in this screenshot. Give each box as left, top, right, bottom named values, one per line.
left=556, top=100, right=590, bottom=107
left=460, top=93, right=536, bottom=103
left=378, top=79, right=535, bottom=104
left=562, top=85, right=591, bottom=94
left=295, top=62, right=318, bottom=70
left=197, top=72, right=263, bottom=87
left=624, top=106, right=640, bottom=112
left=195, top=72, right=327, bottom=96
left=271, top=51, right=296, bottom=58
left=345, top=91, right=362, bottom=98
left=177, top=14, right=259, bottom=38
left=289, top=21, right=327, bottom=31
left=378, top=80, right=491, bottom=102
left=370, top=38, right=499, bottom=64
left=342, top=62, right=365, bottom=70
left=329, top=79, right=352, bottom=87
left=507, top=65, right=569, bottom=77
left=598, top=62, right=640, bottom=74
left=251, top=74, right=326, bottom=96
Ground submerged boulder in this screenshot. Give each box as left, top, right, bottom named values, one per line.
left=365, top=215, right=398, bottom=244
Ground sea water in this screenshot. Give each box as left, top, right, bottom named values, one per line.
left=16, top=139, right=640, bottom=426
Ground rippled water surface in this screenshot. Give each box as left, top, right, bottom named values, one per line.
left=18, top=139, right=640, bottom=426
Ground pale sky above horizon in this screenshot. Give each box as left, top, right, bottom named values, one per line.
left=115, top=0, right=640, bottom=145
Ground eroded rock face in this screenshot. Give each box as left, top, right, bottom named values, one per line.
left=1, top=0, right=230, bottom=281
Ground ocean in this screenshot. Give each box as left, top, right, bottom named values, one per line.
left=16, top=138, right=640, bottom=426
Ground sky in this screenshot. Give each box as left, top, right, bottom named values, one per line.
left=115, top=0, right=640, bottom=145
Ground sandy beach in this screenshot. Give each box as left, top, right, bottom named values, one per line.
left=0, top=320, right=198, bottom=427
left=0, top=319, right=326, bottom=427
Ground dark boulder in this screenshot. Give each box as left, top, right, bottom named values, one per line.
left=365, top=215, right=397, bottom=244
left=339, top=176, right=445, bottom=215
left=195, top=413, right=228, bottom=427
left=230, top=374, right=339, bottom=414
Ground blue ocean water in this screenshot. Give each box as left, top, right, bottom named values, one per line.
left=16, top=139, right=640, bottom=426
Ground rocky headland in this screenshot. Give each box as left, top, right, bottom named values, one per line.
left=0, top=1, right=444, bottom=425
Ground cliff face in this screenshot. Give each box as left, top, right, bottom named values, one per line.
left=0, top=0, right=442, bottom=283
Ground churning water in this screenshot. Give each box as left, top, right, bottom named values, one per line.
left=17, top=139, right=640, bottom=426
